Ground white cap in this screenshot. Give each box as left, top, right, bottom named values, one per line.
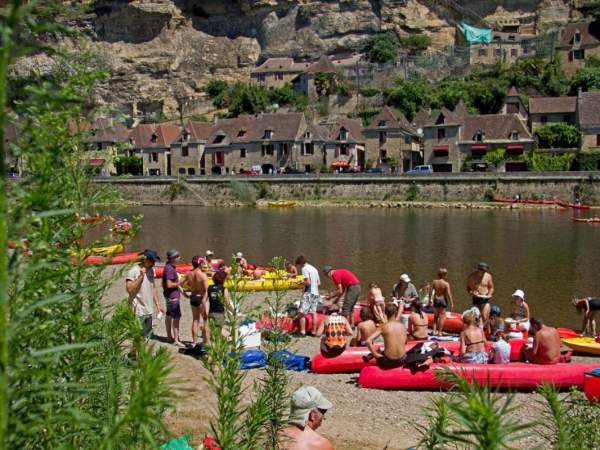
left=288, top=386, right=332, bottom=427
left=205, top=250, right=214, bottom=257
left=512, top=289, right=525, bottom=300
left=399, top=273, right=411, bottom=283
left=235, top=252, right=244, bottom=259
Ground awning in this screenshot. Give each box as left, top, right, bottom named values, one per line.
left=507, top=144, right=524, bottom=150
left=432, top=145, right=449, bottom=151
left=331, top=160, right=351, bottom=167
left=471, top=144, right=487, bottom=150
left=87, top=158, right=105, bottom=167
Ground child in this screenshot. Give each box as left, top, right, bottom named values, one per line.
left=489, top=304, right=504, bottom=341
left=355, top=307, right=377, bottom=346
left=489, top=331, right=511, bottom=364
left=418, top=282, right=433, bottom=313
left=367, top=283, right=386, bottom=323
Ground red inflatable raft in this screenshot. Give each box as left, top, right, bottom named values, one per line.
left=359, top=362, right=599, bottom=391
left=556, top=200, right=591, bottom=211
left=311, top=339, right=527, bottom=374
left=82, top=252, right=140, bottom=265
left=154, top=259, right=224, bottom=278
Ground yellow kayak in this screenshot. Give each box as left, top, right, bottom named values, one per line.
left=267, top=200, right=296, bottom=208
left=193, top=275, right=305, bottom=292
left=71, top=244, right=124, bottom=257
left=562, top=337, right=600, bottom=355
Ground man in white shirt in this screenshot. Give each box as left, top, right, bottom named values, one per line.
left=295, top=255, right=321, bottom=336
left=126, top=249, right=164, bottom=339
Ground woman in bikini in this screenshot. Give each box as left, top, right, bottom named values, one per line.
left=431, top=268, right=454, bottom=336
left=573, top=296, right=600, bottom=335
left=367, top=283, right=386, bottom=323
left=408, top=301, right=429, bottom=340
left=459, top=310, right=488, bottom=364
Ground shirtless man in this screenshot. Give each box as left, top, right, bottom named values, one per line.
left=280, top=386, right=334, bottom=450
left=365, top=302, right=407, bottom=368
left=466, top=262, right=494, bottom=334
left=431, top=268, right=454, bottom=336
left=523, top=317, right=561, bottom=364
left=184, top=255, right=209, bottom=346
left=356, top=307, right=377, bottom=346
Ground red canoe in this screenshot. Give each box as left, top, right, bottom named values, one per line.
left=558, top=327, right=580, bottom=339
left=82, top=252, right=140, bottom=265
left=495, top=197, right=556, bottom=205
left=358, top=362, right=600, bottom=391
left=154, top=259, right=224, bottom=278
left=556, top=200, right=591, bottom=211
left=572, top=217, right=600, bottom=223
left=311, top=339, right=527, bottom=374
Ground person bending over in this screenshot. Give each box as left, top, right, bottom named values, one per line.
left=367, top=283, right=386, bottom=323
left=365, top=302, right=407, bottom=368
left=523, top=317, right=561, bottom=365
left=572, top=296, right=600, bottom=336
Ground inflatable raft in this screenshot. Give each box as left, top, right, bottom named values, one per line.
left=82, top=251, right=140, bottom=265
left=572, top=217, right=600, bottom=223
left=358, top=362, right=600, bottom=391
left=562, top=337, right=600, bottom=355
left=267, top=200, right=296, bottom=207
left=72, top=244, right=123, bottom=257
left=311, top=339, right=527, bottom=374
left=556, top=200, right=591, bottom=211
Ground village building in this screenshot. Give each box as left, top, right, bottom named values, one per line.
left=87, top=118, right=130, bottom=175
left=501, top=86, right=528, bottom=120
left=293, top=55, right=337, bottom=99
left=250, top=58, right=310, bottom=90
left=321, top=117, right=366, bottom=170
left=528, top=96, right=577, bottom=131
left=169, top=120, right=212, bottom=176
left=364, top=105, right=421, bottom=172
left=577, top=90, right=600, bottom=152
left=422, top=103, right=468, bottom=173
left=128, top=123, right=181, bottom=176
left=558, top=20, right=600, bottom=76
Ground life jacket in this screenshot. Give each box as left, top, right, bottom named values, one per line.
left=324, top=314, right=347, bottom=349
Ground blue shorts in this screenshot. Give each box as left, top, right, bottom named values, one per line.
left=166, top=301, right=182, bottom=319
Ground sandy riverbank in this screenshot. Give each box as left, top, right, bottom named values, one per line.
left=102, top=269, right=596, bottom=449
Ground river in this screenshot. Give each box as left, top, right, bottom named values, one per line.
left=123, top=205, right=600, bottom=329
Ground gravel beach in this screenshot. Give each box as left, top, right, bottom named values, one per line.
left=103, top=268, right=597, bottom=449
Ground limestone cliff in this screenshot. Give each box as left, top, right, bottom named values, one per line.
left=13, top=0, right=576, bottom=119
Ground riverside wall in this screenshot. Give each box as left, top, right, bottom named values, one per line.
left=96, top=173, right=600, bottom=206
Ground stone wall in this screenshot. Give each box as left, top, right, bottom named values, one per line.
left=99, top=173, right=600, bottom=206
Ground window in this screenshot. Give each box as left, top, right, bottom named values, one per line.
left=575, top=31, right=581, bottom=44
left=213, top=152, right=224, bottom=166
left=507, top=103, right=519, bottom=114
left=508, top=35, right=515, bottom=41
left=261, top=144, right=274, bottom=156
left=523, top=45, right=529, bottom=55
left=573, top=49, right=585, bottom=60
left=339, top=144, right=349, bottom=156
left=510, top=48, right=518, bottom=57
left=258, top=74, right=265, bottom=82
left=435, top=114, right=445, bottom=125
left=511, top=131, right=519, bottom=140
left=276, top=73, right=283, bottom=80
left=264, top=129, right=273, bottom=139
left=178, top=168, right=186, bottom=174
left=494, top=48, right=502, bottom=57
left=437, top=128, right=446, bottom=139
left=478, top=48, right=487, bottom=56
left=379, top=149, right=387, bottom=160
left=305, top=131, right=311, bottom=139
left=378, top=120, right=386, bottom=127
left=475, top=131, right=484, bottom=142
left=541, top=115, right=548, bottom=124
left=379, top=132, right=387, bottom=144
left=404, top=135, right=412, bottom=144
left=151, top=153, right=158, bottom=162
left=303, top=143, right=314, bottom=155
left=237, top=129, right=246, bottom=137
left=279, top=143, right=289, bottom=155
left=181, top=145, right=189, bottom=157
left=563, top=115, right=571, bottom=123
left=240, top=148, right=246, bottom=158
left=213, top=134, right=225, bottom=144
left=188, top=168, right=195, bottom=175
left=339, top=128, right=348, bottom=141
left=150, top=133, right=157, bottom=144
left=597, top=134, right=600, bottom=146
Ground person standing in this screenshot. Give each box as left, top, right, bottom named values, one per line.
left=572, top=297, right=600, bottom=335
left=184, top=255, right=209, bottom=346
left=163, top=249, right=184, bottom=347
left=125, top=249, right=164, bottom=339
left=295, top=255, right=321, bottom=336
left=466, top=262, right=494, bottom=334
left=431, top=268, right=454, bottom=336
left=206, top=270, right=231, bottom=344
left=323, top=265, right=361, bottom=326
left=391, top=273, right=418, bottom=313
left=279, top=386, right=334, bottom=450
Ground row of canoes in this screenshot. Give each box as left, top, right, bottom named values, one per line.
left=495, top=197, right=591, bottom=210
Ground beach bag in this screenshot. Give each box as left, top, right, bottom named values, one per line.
left=239, top=349, right=266, bottom=369
left=270, top=350, right=310, bottom=371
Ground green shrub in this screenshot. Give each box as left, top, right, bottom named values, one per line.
left=535, top=123, right=582, bottom=149
left=406, top=182, right=419, bottom=201
left=206, top=79, right=229, bottom=97
left=359, top=86, right=380, bottom=97
left=399, top=33, right=432, bottom=55
left=230, top=180, right=257, bottom=204
left=521, top=152, right=575, bottom=171
left=366, top=31, right=399, bottom=63
left=314, top=72, right=336, bottom=97
left=255, top=182, right=271, bottom=199
left=483, top=148, right=506, bottom=171
left=576, top=151, right=600, bottom=170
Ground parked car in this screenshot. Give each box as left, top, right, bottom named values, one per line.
left=365, top=167, right=385, bottom=174
left=284, top=167, right=303, bottom=174
left=406, top=165, right=433, bottom=175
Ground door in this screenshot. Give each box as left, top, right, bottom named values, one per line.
left=166, top=152, right=171, bottom=176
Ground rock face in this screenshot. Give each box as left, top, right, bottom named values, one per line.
left=13, top=0, right=575, bottom=118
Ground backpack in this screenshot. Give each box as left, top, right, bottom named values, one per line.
left=324, top=315, right=347, bottom=350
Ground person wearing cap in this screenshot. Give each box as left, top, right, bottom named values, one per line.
left=391, top=273, right=418, bottom=313
left=279, top=386, right=334, bottom=450
left=323, top=265, right=361, bottom=326
left=466, top=262, right=494, bottom=334
left=184, top=255, right=210, bottom=346
left=205, top=250, right=216, bottom=273
left=508, top=289, right=530, bottom=333
left=163, top=249, right=184, bottom=347
left=125, top=249, right=164, bottom=339
left=235, top=251, right=249, bottom=270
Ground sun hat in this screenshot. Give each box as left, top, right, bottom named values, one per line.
left=205, top=250, right=214, bottom=257
left=512, top=289, right=525, bottom=300
left=399, top=273, right=411, bottom=283
left=166, top=249, right=180, bottom=259
left=288, top=386, right=332, bottom=427
left=139, top=249, right=160, bottom=262
left=477, top=262, right=490, bottom=271
left=322, top=265, right=333, bottom=274
left=235, top=252, right=244, bottom=259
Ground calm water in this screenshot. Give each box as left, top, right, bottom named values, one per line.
left=124, top=206, right=600, bottom=329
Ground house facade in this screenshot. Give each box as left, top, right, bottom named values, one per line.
left=558, top=20, right=600, bottom=76
left=322, top=118, right=366, bottom=170
left=528, top=96, right=577, bottom=131
left=364, top=106, right=420, bottom=172
left=577, top=90, right=600, bottom=151
left=293, top=55, right=337, bottom=99
left=422, top=104, right=467, bottom=173
left=169, top=120, right=212, bottom=176
left=87, top=118, right=130, bottom=175
left=129, top=123, right=181, bottom=176
left=250, top=58, right=309, bottom=90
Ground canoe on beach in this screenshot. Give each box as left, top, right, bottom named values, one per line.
left=562, top=337, right=600, bottom=356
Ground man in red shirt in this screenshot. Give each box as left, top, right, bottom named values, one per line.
left=323, top=265, right=361, bottom=325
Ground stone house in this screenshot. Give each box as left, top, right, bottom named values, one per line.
left=577, top=90, right=600, bottom=151
left=321, top=117, right=365, bottom=170
left=528, top=96, right=577, bottom=132
left=128, top=123, right=181, bottom=176
left=457, top=26, right=537, bottom=66
left=293, top=55, right=337, bottom=99
left=558, top=20, right=600, bottom=76
left=250, top=58, right=309, bottom=90
left=422, top=103, right=468, bottom=173
left=364, top=105, right=420, bottom=172
left=87, top=118, right=130, bottom=175
left=458, top=114, right=534, bottom=172
left=169, top=120, right=212, bottom=176
left=501, top=86, right=528, bottom=120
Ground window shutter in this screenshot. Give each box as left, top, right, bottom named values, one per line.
left=335, top=146, right=339, bottom=157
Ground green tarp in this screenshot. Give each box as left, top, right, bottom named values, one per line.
left=460, top=21, right=492, bottom=44
left=160, top=436, right=193, bottom=450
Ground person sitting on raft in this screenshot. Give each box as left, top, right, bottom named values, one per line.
left=572, top=296, right=600, bottom=335
left=355, top=307, right=377, bottom=346
left=431, top=268, right=454, bottom=336
left=459, top=309, right=488, bottom=364
left=489, top=304, right=504, bottom=341
left=285, top=262, right=299, bottom=277
left=418, top=281, right=433, bottom=313
left=391, top=273, right=418, bottom=313
left=364, top=303, right=408, bottom=368
left=408, top=301, right=429, bottom=341
left=316, top=305, right=353, bottom=357
left=508, top=289, right=530, bottom=333
left=367, top=283, right=386, bottom=323
left=489, top=330, right=511, bottom=364
left=522, top=317, right=561, bottom=365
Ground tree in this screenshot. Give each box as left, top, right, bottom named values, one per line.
left=314, top=72, right=335, bottom=97
left=206, top=79, right=229, bottom=97
left=570, top=66, right=600, bottom=93
left=365, top=31, right=399, bottom=63
left=385, top=79, right=432, bottom=120
left=227, top=83, right=269, bottom=116
left=399, top=33, right=432, bottom=55
left=535, top=123, right=582, bottom=149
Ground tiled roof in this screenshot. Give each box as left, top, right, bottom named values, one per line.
left=324, top=117, right=364, bottom=142
left=129, top=123, right=182, bottom=148
left=507, top=86, right=519, bottom=96
left=90, top=123, right=130, bottom=143
left=559, top=20, right=600, bottom=48
left=578, top=91, right=600, bottom=128
left=528, top=96, right=577, bottom=114
left=461, top=114, right=532, bottom=141
left=425, top=106, right=464, bottom=127
left=306, top=55, right=337, bottom=74
left=252, top=57, right=302, bottom=74
left=365, top=105, right=415, bottom=133
left=412, top=108, right=431, bottom=130
left=185, top=120, right=213, bottom=141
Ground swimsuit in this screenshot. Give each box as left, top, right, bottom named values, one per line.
left=472, top=295, right=489, bottom=306
left=377, top=355, right=406, bottom=368
left=589, top=298, right=600, bottom=311
left=190, top=294, right=202, bottom=307
left=433, top=295, right=448, bottom=308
